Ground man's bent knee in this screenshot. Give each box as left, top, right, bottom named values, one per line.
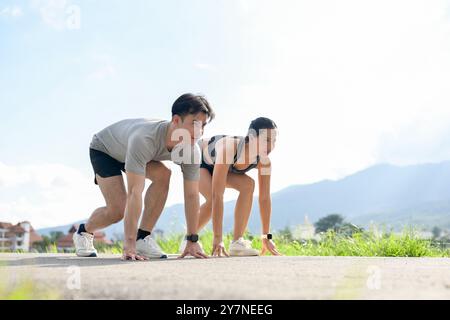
left=153, top=167, right=172, bottom=185
left=107, top=204, right=126, bottom=223
left=146, top=162, right=172, bottom=185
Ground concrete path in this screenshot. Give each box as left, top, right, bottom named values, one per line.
left=1, top=253, right=450, bottom=299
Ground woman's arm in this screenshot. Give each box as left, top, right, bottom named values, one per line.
left=211, top=163, right=229, bottom=241
left=210, top=137, right=235, bottom=256
left=258, top=157, right=282, bottom=256
left=257, top=157, right=272, bottom=235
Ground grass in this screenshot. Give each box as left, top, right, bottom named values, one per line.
left=96, top=228, right=450, bottom=257
left=0, top=227, right=447, bottom=300
left=0, top=279, right=59, bottom=300
left=275, top=230, right=448, bottom=257
left=0, top=262, right=59, bottom=300
left=2, top=227, right=448, bottom=257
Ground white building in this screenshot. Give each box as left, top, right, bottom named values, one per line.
left=0, top=221, right=42, bottom=252
left=292, top=215, right=318, bottom=240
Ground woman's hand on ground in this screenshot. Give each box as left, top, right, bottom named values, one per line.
left=121, top=240, right=148, bottom=261
left=211, top=238, right=229, bottom=257
left=261, top=238, right=282, bottom=256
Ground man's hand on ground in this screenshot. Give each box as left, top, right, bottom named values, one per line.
left=121, top=252, right=147, bottom=261
left=178, top=241, right=208, bottom=259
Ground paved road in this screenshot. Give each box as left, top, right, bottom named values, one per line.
left=1, top=253, right=450, bottom=299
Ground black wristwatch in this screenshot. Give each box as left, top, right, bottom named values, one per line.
left=185, top=234, right=199, bottom=243
left=262, top=233, right=273, bottom=240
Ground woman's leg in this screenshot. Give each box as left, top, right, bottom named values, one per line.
left=226, top=173, right=255, bottom=240
left=197, top=168, right=213, bottom=231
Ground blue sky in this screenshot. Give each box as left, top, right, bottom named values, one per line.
left=1, top=0, right=450, bottom=228
left=0, top=0, right=249, bottom=167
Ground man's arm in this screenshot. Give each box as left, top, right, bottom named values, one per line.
left=123, top=171, right=146, bottom=260
left=183, top=179, right=200, bottom=235
left=179, top=179, right=208, bottom=259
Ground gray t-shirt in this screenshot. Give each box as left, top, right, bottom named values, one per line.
left=90, top=118, right=200, bottom=180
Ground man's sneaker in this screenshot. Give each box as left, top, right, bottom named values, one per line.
left=178, top=239, right=204, bottom=254
left=229, top=238, right=259, bottom=256
left=136, top=235, right=168, bottom=259
left=73, top=232, right=98, bottom=257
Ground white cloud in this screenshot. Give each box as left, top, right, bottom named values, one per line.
left=225, top=0, right=450, bottom=189
left=4, top=1, right=450, bottom=227
left=88, top=65, right=117, bottom=80
left=375, top=111, right=450, bottom=165
left=87, top=53, right=118, bottom=80
left=194, top=63, right=217, bottom=72
left=0, top=162, right=103, bottom=229
left=0, top=161, right=239, bottom=229
left=30, top=0, right=70, bottom=30
left=0, top=6, right=23, bottom=18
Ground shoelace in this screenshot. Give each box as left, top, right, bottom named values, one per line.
left=80, top=233, right=94, bottom=249
left=236, top=238, right=253, bottom=248
left=145, top=237, right=163, bottom=252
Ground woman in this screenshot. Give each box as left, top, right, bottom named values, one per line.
left=183, top=117, right=281, bottom=256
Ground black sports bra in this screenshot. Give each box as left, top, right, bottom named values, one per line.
left=203, top=135, right=259, bottom=174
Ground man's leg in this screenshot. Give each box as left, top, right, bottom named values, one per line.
left=226, top=173, right=255, bottom=240
left=85, top=174, right=127, bottom=233
left=139, top=161, right=172, bottom=232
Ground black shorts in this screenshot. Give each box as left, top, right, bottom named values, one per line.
left=200, top=160, right=214, bottom=176
left=89, top=148, right=125, bottom=185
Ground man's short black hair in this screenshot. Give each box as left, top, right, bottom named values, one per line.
left=172, top=93, right=215, bottom=123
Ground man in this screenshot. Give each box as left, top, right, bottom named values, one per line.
left=73, top=93, right=215, bottom=261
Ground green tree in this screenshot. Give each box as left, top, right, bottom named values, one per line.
left=432, top=226, right=442, bottom=239
left=32, top=232, right=64, bottom=252
left=338, top=223, right=364, bottom=237
left=278, top=226, right=293, bottom=242
left=49, top=231, right=64, bottom=242
left=32, top=235, right=52, bottom=252
left=314, top=214, right=345, bottom=233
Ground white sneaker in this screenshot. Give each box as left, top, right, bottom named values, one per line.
left=178, top=239, right=204, bottom=254
left=229, top=237, right=259, bottom=256
left=73, top=232, right=98, bottom=257
left=136, top=235, right=168, bottom=259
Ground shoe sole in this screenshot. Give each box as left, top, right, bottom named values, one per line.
left=229, top=250, right=259, bottom=257
left=137, top=252, right=168, bottom=259
left=76, top=252, right=97, bottom=257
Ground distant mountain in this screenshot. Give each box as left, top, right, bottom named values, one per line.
left=37, top=161, right=450, bottom=239
left=257, top=161, right=450, bottom=231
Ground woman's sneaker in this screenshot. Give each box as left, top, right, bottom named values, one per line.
left=178, top=239, right=204, bottom=254
left=73, top=232, right=98, bottom=257
left=229, top=238, right=259, bottom=256
left=136, top=235, right=168, bottom=259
